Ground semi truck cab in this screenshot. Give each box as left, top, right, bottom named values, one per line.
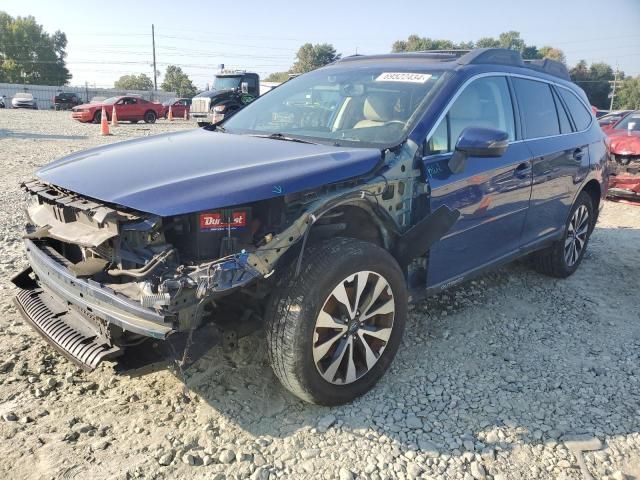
left=190, top=70, right=260, bottom=126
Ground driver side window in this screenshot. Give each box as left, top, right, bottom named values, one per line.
left=427, top=76, right=515, bottom=155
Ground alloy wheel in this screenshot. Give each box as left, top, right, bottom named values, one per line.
left=312, top=271, right=395, bottom=385
left=564, top=205, right=589, bottom=267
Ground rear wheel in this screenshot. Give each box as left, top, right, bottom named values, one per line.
left=93, top=111, right=101, bottom=124
left=197, top=121, right=208, bottom=127
left=531, top=191, right=594, bottom=278
left=265, top=238, right=407, bottom=405
left=143, top=111, right=156, bottom=124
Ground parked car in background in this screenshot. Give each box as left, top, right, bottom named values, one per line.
left=13, top=48, right=607, bottom=405
left=0, top=95, right=6, bottom=108
left=162, top=98, right=191, bottom=118
left=599, top=110, right=633, bottom=132
left=12, top=92, right=38, bottom=109
left=53, top=92, right=82, bottom=110
left=71, top=96, right=164, bottom=123
left=606, top=110, right=640, bottom=201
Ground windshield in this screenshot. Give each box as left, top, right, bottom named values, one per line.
left=15, top=93, right=33, bottom=99
left=614, top=112, right=640, bottom=131
left=213, top=76, right=242, bottom=91
left=102, top=97, right=119, bottom=105
left=223, top=67, right=447, bottom=147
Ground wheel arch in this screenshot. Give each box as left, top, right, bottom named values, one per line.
left=307, top=201, right=398, bottom=252
left=581, top=179, right=602, bottom=213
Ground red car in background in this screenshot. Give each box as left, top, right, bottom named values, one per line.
left=606, top=110, right=640, bottom=201
left=162, top=98, right=191, bottom=119
left=71, top=96, right=164, bottom=124
left=599, top=110, right=633, bottom=133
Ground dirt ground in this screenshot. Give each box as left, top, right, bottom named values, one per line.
left=0, top=109, right=639, bottom=480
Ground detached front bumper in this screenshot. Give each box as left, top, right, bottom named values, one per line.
left=12, top=239, right=174, bottom=370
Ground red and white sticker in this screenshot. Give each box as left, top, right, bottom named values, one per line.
left=199, top=211, right=246, bottom=231
left=375, top=72, right=432, bottom=83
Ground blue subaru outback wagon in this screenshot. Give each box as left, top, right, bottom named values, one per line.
left=13, top=48, right=607, bottom=404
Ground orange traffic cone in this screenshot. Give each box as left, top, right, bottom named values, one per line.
left=184, top=107, right=188, bottom=121
left=168, top=105, right=174, bottom=121
left=100, top=107, right=110, bottom=136
left=111, top=105, right=118, bottom=126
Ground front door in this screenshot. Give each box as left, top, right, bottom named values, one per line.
left=421, top=75, right=533, bottom=287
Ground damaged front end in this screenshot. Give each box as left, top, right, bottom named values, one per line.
left=12, top=180, right=289, bottom=370
left=608, top=153, right=640, bottom=202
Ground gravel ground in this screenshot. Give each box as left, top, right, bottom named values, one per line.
left=1, top=109, right=639, bottom=480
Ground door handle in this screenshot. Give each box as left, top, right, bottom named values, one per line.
left=514, top=162, right=532, bottom=179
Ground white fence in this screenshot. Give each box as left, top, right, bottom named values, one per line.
left=0, top=83, right=177, bottom=110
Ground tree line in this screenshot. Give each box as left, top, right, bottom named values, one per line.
left=1, top=11, right=637, bottom=109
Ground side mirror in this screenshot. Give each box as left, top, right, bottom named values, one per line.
left=449, top=127, right=509, bottom=174
left=241, top=82, right=249, bottom=94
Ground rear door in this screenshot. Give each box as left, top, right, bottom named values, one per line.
left=514, top=78, right=588, bottom=246
left=422, top=75, right=533, bottom=287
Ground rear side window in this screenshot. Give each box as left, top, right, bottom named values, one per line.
left=513, top=78, right=560, bottom=139
left=427, top=76, right=515, bottom=154
left=552, top=89, right=573, bottom=134
left=558, top=88, right=592, bottom=131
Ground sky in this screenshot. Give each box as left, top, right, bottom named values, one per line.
left=2, top=0, right=639, bottom=89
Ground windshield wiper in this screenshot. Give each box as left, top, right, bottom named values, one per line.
left=248, top=133, right=315, bottom=144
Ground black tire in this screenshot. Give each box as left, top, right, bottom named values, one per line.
left=265, top=237, right=407, bottom=405
left=531, top=191, right=595, bottom=278
left=93, top=111, right=101, bottom=124
left=143, top=111, right=156, bottom=124
left=197, top=122, right=208, bottom=127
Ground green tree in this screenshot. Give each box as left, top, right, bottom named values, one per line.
left=614, top=76, right=640, bottom=109
left=390, top=31, right=564, bottom=61
left=392, top=35, right=457, bottom=52
left=114, top=73, right=154, bottom=91
left=538, top=46, right=566, bottom=64
left=264, top=71, right=289, bottom=82
left=161, top=65, right=197, bottom=97
left=570, top=61, right=615, bottom=109
left=290, top=43, right=341, bottom=74
left=0, top=11, right=70, bottom=85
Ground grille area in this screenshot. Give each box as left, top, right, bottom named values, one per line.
left=14, top=287, right=121, bottom=370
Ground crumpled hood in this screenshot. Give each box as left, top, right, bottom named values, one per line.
left=37, top=129, right=381, bottom=216
left=607, top=130, right=640, bottom=155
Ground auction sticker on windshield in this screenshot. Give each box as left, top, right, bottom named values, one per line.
left=375, top=72, right=432, bottom=83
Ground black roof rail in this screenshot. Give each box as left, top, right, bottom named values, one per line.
left=523, top=58, right=571, bottom=81
left=457, top=48, right=525, bottom=67
left=336, top=52, right=462, bottom=63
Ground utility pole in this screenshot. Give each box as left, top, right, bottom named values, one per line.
left=609, top=66, right=620, bottom=111
left=152, top=24, right=158, bottom=96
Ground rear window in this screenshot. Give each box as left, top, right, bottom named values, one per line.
left=558, top=88, right=592, bottom=131
left=552, top=89, right=573, bottom=134
left=513, top=78, right=559, bottom=139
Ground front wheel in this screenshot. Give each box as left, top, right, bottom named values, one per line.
left=143, top=111, right=156, bottom=124
left=531, top=191, right=595, bottom=278
left=265, top=238, right=407, bottom=405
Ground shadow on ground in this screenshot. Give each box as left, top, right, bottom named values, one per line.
left=0, top=129, right=87, bottom=141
